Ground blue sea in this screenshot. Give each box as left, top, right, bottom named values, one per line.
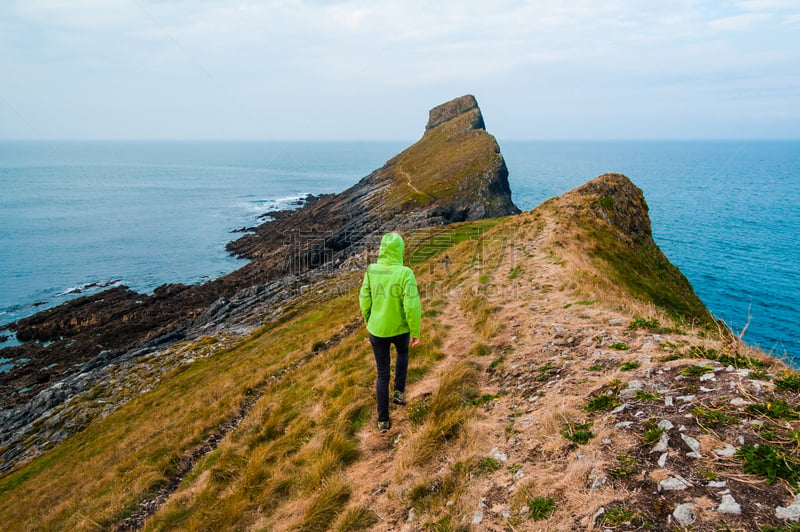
left=1, top=140, right=798, bottom=365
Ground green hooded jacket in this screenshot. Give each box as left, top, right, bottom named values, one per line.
left=359, top=232, right=421, bottom=338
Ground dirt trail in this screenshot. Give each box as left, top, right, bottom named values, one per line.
left=345, top=292, right=477, bottom=529
left=342, top=218, right=567, bottom=529
left=396, top=168, right=430, bottom=200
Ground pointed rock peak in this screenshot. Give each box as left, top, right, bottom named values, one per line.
left=426, top=94, right=485, bottom=131
left=568, top=173, right=653, bottom=245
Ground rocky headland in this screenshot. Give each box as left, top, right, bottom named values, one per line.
left=1, top=96, right=799, bottom=531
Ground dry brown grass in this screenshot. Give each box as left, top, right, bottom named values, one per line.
left=2, top=184, right=791, bottom=531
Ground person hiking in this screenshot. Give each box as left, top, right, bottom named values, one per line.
left=359, top=232, right=421, bottom=433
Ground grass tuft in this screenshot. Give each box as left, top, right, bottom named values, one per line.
left=561, top=421, right=594, bottom=445
left=737, top=444, right=800, bottom=486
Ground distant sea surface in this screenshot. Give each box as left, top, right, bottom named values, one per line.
left=1, top=140, right=798, bottom=365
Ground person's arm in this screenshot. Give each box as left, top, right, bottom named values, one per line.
left=359, top=271, right=372, bottom=323
left=403, top=269, right=421, bottom=342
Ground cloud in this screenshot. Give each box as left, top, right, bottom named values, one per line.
left=709, top=12, right=772, bottom=31
left=1, top=0, right=798, bottom=139
left=13, top=0, right=135, bottom=28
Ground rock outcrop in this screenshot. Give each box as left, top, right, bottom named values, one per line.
left=546, top=173, right=712, bottom=325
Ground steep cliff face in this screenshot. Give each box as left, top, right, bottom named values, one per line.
left=542, top=174, right=713, bottom=325
left=544, top=173, right=712, bottom=324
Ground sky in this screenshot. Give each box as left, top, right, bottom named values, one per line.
left=0, top=0, right=798, bottom=141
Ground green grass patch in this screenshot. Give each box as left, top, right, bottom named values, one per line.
left=602, top=507, right=643, bottom=527
left=642, top=419, right=665, bottom=445
left=588, top=364, right=605, bottom=372
left=634, top=390, right=663, bottom=402
left=585, top=394, right=620, bottom=413
left=776, top=372, right=800, bottom=393
left=738, top=443, right=800, bottom=486
left=561, top=422, right=594, bottom=445
left=526, top=496, right=557, bottom=521
left=629, top=317, right=661, bottom=330
left=579, top=219, right=713, bottom=326
left=609, top=455, right=637, bottom=478
left=407, top=396, right=431, bottom=425
left=489, top=356, right=505, bottom=369
left=692, top=405, right=740, bottom=427
left=609, top=342, right=629, bottom=351
left=619, top=361, right=639, bottom=371
left=747, top=400, right=799, bottom=421
left=535, top=364, right=558, bottom=382
left=476, top=457, right=503, bottom=475
left=681, top=364, right=713, bottom=376
left=469, top=394, right=501, bottom=407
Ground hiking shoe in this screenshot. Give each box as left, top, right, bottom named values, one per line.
left=377, top=420, right=391, bottom=433
left=392, top=391, right=406, bottom=405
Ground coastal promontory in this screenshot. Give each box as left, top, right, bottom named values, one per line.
left=1, top=96, right=799, bottom=531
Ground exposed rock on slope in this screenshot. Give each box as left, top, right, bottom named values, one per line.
left=545, top=173, right=712, bottom=325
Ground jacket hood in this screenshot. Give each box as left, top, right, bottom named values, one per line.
left=377, top=232, right=404, bottom=266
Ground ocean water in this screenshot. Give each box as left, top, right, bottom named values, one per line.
left=0, top=140, right=797, bottom=365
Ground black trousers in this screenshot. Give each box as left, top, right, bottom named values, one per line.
left=369, top=333, right=410, bottom=422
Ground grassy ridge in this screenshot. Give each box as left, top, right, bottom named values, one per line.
left=0, top=220, right=503, bottom=530
left=0, top=179, right=739, bottom=529
left=0, top=295, right=360, bottom=529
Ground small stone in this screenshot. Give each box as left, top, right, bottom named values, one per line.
left=611, top=404, right=627, bottom=414
left=472, top=510, right=484, bottom=525
left=673, top=503, right=695, bottom=526
left=677, top=395, right=696, bottom=402
left=681, top=434, right=702, bottom=458
left=731, top=397, right=748, bottom=406
left=659, top=476, right=692, bottom=491
left=700, top=372, right=716, bottom=381
left=407, top=508, right=417, bottom=522
left=651, top=431, right=670, bottom=453
left=592, top=506, right=606, bottom=526
left=589, top=467, right=607, bottom=490
left=664, top=396, right=674, bottom=407
left=713, top=444, right=737, bottom=457
left=707, top=481, right=728, bottom=488
left=717, top=494, right=742, bottom=514
left=776, top=493, right=800, bottom=520
left=658, top=452, right=668, bottom=468
left=658, top=419, right=674, bottom=431
left=615, top=421, right=633, bottom=429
